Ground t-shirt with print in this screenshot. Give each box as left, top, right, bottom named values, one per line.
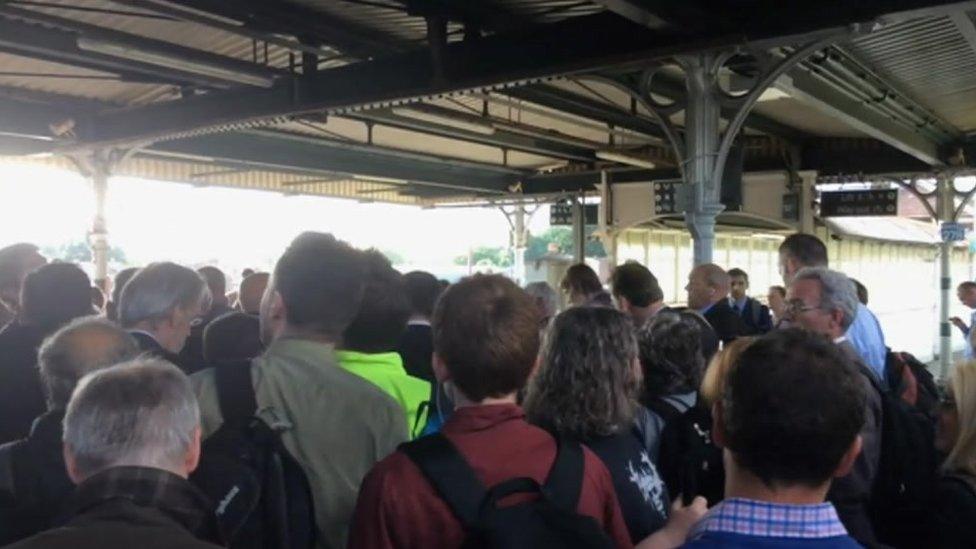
left=585, top=429, right=670, bottom=543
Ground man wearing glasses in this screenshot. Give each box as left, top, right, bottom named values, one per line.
left=784, top=266, right=883, bottom=549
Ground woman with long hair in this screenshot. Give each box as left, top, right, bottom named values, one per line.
left=524, top=306, right=670, bottom=543
left=933, top=361, right=976, bottom=547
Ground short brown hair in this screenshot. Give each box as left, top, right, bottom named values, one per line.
left=433, top=274, right=540, bottom=402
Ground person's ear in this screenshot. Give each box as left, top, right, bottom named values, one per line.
left=269, top=290, right=286, bottom=321
left=830, top=308, right=846, bottom=330
left=63, top=443, right=83, bottom=485
left=833, top=435, right=863, bottom=478
left=432, top=352, right=451, bottom=384
left=184, top=426, right=202, bottom=476
left=711, top=401, right=727, bottom=449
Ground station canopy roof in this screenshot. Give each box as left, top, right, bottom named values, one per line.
left=2, top=0, right=976, bottom=205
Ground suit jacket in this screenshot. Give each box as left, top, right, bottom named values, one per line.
left=702, top=298, right=745, bottom=345
left=129, top=331, right=189, bottom=373
left=178, top=303, right=234, bottom=375
left=736, top=297, right=773, bottom=335
left=0, top=322, right=47, bottom=444
left=830, top=340, right=883, bottom=548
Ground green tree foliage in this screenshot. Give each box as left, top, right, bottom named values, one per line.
left=524, top=227, right=606, bottom=261
left=42, top=240, right=128, bottom=264
left=453, top=246, right=514, bottom=267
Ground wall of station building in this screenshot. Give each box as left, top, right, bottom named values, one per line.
left=614, top=225, right=974, bottom=362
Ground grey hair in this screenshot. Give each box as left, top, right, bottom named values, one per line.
left=792, top=267, right=859, bottom=330
left=524, top=281, right=559, bottom=319
left=63, top=357, right=200, bottom=479
left=38, top=316, right=140, bottom=409
left=118, top=262, right=210, bottom=329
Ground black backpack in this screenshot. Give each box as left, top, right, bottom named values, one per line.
left=858, top=364, right=938, bottom=548
left=190, top=361, right=316, bottom=549
left=400, top=433, right=616, bottom=549
left=646, top=397, right=725, bottom=505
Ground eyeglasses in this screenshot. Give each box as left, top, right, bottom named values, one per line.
left=783, top=299, right=822, bottom=316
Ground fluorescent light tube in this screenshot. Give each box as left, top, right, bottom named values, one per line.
left=77, top=37, right=275, bottom=88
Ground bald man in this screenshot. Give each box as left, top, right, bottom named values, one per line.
left=0, top=317, right=139, bottom=544
left=686, top=263, right=745, bottom=344
left=238, top=272, right=269, bottom=315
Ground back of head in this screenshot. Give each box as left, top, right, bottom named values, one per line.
left=403, top=270, right=442, bottom=319
left=106, top=267, right=139, bottom=322
left=272, top=232, right=366, bottom=338
left=38, top=316, right=140, bottom=409
left=342, top=251, right=410, bottom=353
left=638, top=311, right=705, bottom=398
left=0, top=242, right=43, bottom=309
left=523, top=281, right=559, bottom=321
left=945, top=362, right=976, bottom=477
left=433, top=274, right=540, bottom=402
left=203, top=312, right=263, bottom=364
left=196, top=266, right=227, bottom=305
left=119, top=262, right=210, bottom=329
left=63, top=358, right=199, bottom=480
left=780, top=233, right=828, bottom=268
left=525, top=307, right=639, bottom=439
left=851, top=278, right=869, bottom=306
left=560, top=263, right=603, bottom=298
left=611, top=262, right=663, bottom=307
left=723, top=328, right=866, bottom=488
left=238, top=272, right=269, bottom=315
left=20, top=262, right=95, bottom=331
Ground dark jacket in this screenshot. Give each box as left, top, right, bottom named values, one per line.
left=4, top=466, right=223, bottom=549
left=736, top=297, right=773, bottom=335
left=702, top=298, right=745, bottom=345
left=180, top=303, right=235, bottom=374
left=0, top=322, right=48, bottom=444
left=0, top=409, right=72, bottom=545
left=129, top=331, right=191, bottom=373
left=829, top=340, right=883, bottom=548
left=933, top=473, right=976, bottom=548
left=397, top=323, right=434, bottom=383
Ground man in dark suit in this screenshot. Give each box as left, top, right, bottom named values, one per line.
left=728, top=268, right=773, bottom=335
left=686, top=263, right=744, bottom=345
left=118, top=262, right=210, bottom=374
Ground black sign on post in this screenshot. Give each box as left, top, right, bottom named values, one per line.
left=820, top=190, right=898, bottom=217
left=550, top=203, right=598, bottom=226
left=653, top=181, right=678, bottom=215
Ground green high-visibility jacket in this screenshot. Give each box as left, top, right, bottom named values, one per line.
left=336, top=350, right=431, bottom=438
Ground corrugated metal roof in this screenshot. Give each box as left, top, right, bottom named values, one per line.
left=848, top=12, right=976, bottom=132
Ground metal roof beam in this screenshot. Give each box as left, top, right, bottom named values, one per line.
left=60, top=1, right=968, bottom=149
left=776, top=68, right=945, bottom=165
left=500, top=85, right=665, bottom=138
left=146, top=130, right=523, bottom=194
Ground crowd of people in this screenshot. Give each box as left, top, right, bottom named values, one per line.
left=0, top=231, right=971, bottom=548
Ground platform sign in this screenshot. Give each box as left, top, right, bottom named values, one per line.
left=653, top=181, right=678, bottom=214
left=550, top=203, right=598, bottom=226
left=941, top=222, right=967, bottom=243
left=820, top=190, right=898, bottom=217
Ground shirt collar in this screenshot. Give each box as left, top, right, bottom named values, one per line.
left=833, top=336, right=848, bottom=344
left=732, top=296, right=748, bottom=310
left=690, top=497, right=849, bottom=540
left=442, top=403, right=525, bottom=435
left=335, top=350, right=407, bottom=375
left=407, top=319, right=431, bottom=327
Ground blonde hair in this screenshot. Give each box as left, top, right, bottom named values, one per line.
left=700, top=336, right=756, bottom=408
left=945, top=361, right=976, bottom=477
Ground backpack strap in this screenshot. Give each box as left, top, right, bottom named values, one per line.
left=400, top=433, right=486, bottom=526
left=215, top=360, right=258, bottom=422
left=541, top=437, right=584, bottom=512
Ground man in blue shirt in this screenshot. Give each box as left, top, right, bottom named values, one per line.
left=779, top=234, right=887, bottom=381
left=950, top=281, right=976, bottom=359
left=683, top=329, right=865, bottom=549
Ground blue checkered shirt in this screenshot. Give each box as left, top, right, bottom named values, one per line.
left=689, top=498, right=849, bottom=540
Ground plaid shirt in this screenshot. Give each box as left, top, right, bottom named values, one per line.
left=689, top=498, right=849, bottom=540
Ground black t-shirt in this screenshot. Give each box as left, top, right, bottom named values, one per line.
left=584, top=429, right=670, bottom=543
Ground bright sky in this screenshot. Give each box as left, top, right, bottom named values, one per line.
left=0, top=161, right=550, bottom=280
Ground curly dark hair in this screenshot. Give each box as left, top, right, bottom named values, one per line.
left=638, top=311, right=705, bottom=399
left=524, top=306, right=640, bottom=439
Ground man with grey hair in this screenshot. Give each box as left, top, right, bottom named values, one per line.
left=4, top=358, right=222, bottom=549
left=524, top=281, right=559, bottom=327
left=0, top=317, right=139, bottom=545
left=785, top=266, right=883, bottom=547
left=119, top=262, right=210, bottom=374
left=685, top=263, right=744, bottom=344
